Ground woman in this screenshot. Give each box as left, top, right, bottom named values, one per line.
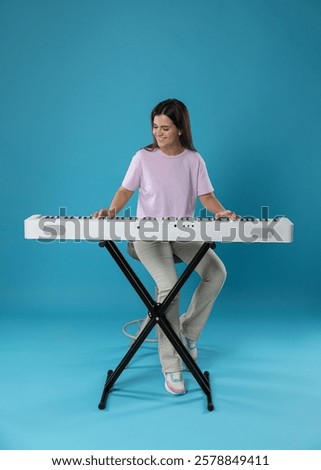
left=93, top=99, right=236, bottom=395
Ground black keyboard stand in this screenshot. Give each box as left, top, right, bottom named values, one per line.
left=98, top=240, right=216, bottom=412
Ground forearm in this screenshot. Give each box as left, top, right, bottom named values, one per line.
left=108, top=186, right=133, bottom=215
left=199, top=192, right=237, bottom=220
left=199, top=192, right=225, bottom=215
left=93, top=186, right=134, bottom=218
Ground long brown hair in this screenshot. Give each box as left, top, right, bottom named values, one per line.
left=145, top=98, right=197, bottom=151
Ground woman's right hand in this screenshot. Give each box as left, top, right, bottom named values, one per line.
left=92, top=208, right=115, bottom=218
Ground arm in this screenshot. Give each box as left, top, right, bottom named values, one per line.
left=199, top=192, right=237, bottom=220
left=92, top=186, right=134, bottom=218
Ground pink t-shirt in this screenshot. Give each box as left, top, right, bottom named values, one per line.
left=121, top=148, right=214, bottom=218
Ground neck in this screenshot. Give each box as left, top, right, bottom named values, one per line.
left=159, top=144, right=185, bottom=156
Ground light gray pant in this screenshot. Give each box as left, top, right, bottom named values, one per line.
left=133, top=241, right=227, bottom=373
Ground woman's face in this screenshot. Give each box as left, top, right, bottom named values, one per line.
left=152, top=114, right=181, bottom=153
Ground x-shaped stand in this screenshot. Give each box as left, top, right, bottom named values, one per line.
left=98, top=240, right=215, bottom=412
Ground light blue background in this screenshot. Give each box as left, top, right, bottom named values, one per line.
left=0, top=0, right=320, bottom=450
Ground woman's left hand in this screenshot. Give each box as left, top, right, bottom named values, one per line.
left=215, top=210, right=238, bottom=220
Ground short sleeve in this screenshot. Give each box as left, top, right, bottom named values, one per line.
left=197, top=156, right=214, bottom=196
left=121, top=153, right=141, bottom=191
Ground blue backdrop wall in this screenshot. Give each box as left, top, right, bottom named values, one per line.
left=1, top=0, right=320, bottom=310
left=0, top=0, right=321, bottom=451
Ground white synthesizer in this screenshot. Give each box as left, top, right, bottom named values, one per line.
left=24, top=215, right=293, bottom=243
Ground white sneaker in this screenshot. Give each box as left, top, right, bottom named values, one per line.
left=164, top=372, right=186, bottom=395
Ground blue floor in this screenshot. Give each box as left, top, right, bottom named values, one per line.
left=1, top=292, right=320, bottom=450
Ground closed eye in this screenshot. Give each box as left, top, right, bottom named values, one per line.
left=153, top=125, right=170, bottom=131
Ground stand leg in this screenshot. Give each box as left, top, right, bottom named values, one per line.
left=204, top=371, right=214, bottom=411
left=98, top=370, right=113, bottom=410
